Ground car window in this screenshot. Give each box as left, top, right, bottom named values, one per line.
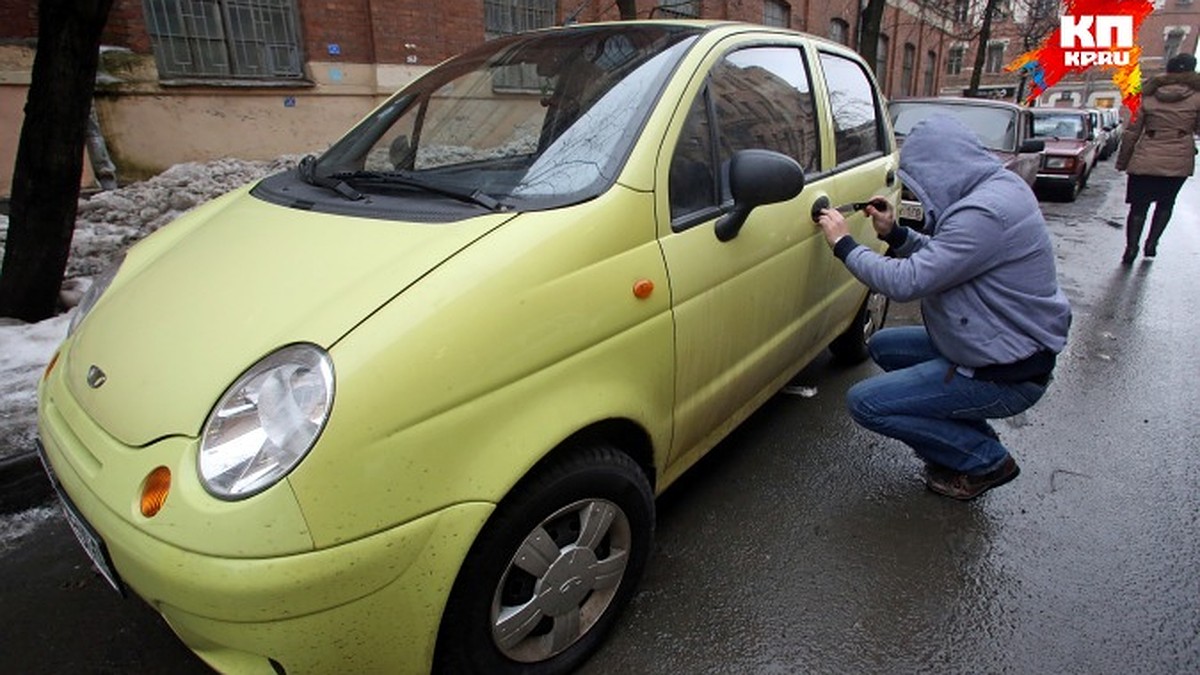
left=669, top=90, right=719, bottom=221
left=890, top=102, right=1017, bottom=152
left=818, top=51, right=887, bottom=166
left=1032, top=113, right=1085, bottom=140
left=669, top=45, right=819, bottom=223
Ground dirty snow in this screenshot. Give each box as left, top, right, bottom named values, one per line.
left=0, top=156, right=301, bottom=465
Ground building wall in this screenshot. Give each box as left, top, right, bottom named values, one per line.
left=2, top=0, right=952, bottom=197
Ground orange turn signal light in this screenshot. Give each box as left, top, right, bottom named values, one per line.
left=43, top=350, right=60, bottom=381
left=140, top=466, right=171, bottom=518
left=633, top=279, right=654, bottom=299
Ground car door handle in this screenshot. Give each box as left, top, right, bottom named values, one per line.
left=810, top=195, right=831, bottom=223
left=886, top=169, right=896, bottom=186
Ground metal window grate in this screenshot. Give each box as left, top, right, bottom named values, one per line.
left=143, top=0, right=303, bottom=80
left=484, top=0, right=557, bottom=40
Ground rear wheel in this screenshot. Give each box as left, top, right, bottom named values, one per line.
left=433, top=443, right=654, bottom=675
left=829, top=290, right=889, bottom=365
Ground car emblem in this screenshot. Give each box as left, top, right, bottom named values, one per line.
left=86, top=365, right=108, bottom=389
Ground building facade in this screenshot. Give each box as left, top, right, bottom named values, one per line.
left=1, top=0, right=963, bottom=196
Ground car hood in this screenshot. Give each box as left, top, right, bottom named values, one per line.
left=64, top=190, right=513, bottom=447
left=1039, top=138, right=1087, bottom=156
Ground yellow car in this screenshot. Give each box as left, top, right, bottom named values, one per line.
left=38, top=21, right=898, bottom=675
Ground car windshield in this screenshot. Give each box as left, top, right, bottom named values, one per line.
left=312, top=25, right=700, bottom=210
left=890, top=102, right=1017, bottom=151
left=1032, top=113, right=1085, bottom=140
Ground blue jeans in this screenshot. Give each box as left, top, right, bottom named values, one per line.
left=846, top=326, right=1048, bottom=475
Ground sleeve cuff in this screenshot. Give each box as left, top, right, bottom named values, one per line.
left=833, top=235, right=860, bottom=261
left=881, top=225, right=908, bottom=248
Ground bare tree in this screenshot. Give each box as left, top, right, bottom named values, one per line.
left=858, top=0, right=889, bottom=79
left=0, top=0, right=114, bottom=322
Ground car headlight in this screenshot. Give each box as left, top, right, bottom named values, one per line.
left=199, top=343, right=335, bottom=500
left=67, top=252, right=127, bottom=336
left=1043, top=156, right=1074, bottom=170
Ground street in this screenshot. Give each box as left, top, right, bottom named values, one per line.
left=2, top=156, right=1197, bottom=674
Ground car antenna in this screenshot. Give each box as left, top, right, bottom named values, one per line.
left=564, top=0, right=596, bottom=25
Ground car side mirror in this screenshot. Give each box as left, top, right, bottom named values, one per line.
left=1019, top=139, right=1045, bottom=153
left=714, top=149, right=805, bottom=242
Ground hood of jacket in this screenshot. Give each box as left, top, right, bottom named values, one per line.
left=1143, top=71, right=1200, bottom=102
left=896, top=114, right=1004, bottom=232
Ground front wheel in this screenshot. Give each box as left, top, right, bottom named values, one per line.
left=829, top=290, right=889, bottom=365
left=433, top=443, right=654, bottom=675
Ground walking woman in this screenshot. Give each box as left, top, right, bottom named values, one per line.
left=1115, top=53, right=1200, bottom=264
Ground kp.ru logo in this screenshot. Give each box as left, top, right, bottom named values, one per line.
left=1060, top=15, right=1134, bottom=66
left=1007, top=0, right=1155, bottom=115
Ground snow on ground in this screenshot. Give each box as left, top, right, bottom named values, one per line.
left=0, top=155, right=301, bottom=463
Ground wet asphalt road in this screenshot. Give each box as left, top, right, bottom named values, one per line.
left=1, top=157, right=1197, bottom=674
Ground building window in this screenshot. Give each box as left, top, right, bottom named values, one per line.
left=947, top=45, right=965, bottom=75
left=924, top=50, right=937, bottom=94
left=1164, top=27, right=1188, bottom=60
left=953, top=0, right=970, bottom=23
left=875, top=34, right=890, bottom=83
left=484, top=0, right=557, bottom=40
left=763, top=0, right=790, bottom=27
left=985, top=42, right=1006, bottom=74
left=829, top=18, right=850, bottom=45
left=901, top=43, right=916, bottom=96
left=143, top=0, right=303, bottom=80
left=655, top=0, right=699, bottom=17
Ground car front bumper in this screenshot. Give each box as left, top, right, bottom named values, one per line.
left=38, top=367, right=492, bottom=675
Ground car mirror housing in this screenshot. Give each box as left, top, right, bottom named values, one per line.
left=1019, top=139, right=1045, bottom=153
left=714, top=149, right=805, bottom=242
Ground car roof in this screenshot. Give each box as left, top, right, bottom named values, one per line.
left=889, top=96, right=1027, bottom=111
left=1032, top=107, right=1088, bottom=117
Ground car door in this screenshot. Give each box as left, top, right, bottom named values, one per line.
left=656, top=39, right=833, bottom=469
left=1012, top=109, right=1042, bottom=186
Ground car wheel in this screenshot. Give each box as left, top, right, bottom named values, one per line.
left=829, top=290, right=889, bottom=365
left=1063, top=174, right=1083, bottom=201
left=433, top=443, right=654, bottom=675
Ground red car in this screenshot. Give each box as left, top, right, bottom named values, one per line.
left=1031, top=108, right=1101, bottom=201
left=889, top=97, right=1045, bottom=228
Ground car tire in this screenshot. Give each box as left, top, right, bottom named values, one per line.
left=829, top=290, right=889, bottom=365
left=433, top=443, right=654, bottom=675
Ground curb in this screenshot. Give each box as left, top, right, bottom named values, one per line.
left=0, top=451, right=54, bottom=515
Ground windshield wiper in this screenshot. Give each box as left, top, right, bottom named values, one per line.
left=298, top=155, right=364, bottom=201
left=332, top=170, right=504, bottom=211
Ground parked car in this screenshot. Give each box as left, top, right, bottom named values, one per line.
left=1086, top=108, right=1112, bottom=160
left=1031, top=108, right=1100, bottom=201
left=37, top=21, right=899, bottom=675
left=1100, top=107, right=1123, bottom=157
left=888, top=96, right=1045, bottom=229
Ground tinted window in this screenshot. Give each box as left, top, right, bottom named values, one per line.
left=819, top=52, right=886, bottom=165
left=670, top=46, right=819, bottom=222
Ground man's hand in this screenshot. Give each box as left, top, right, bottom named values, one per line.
left=815, top=208, right=849, bottom=248
left=864, top=199, right=896, bottom=238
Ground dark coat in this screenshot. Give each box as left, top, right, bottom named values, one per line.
left=1116, top=71, right=1200, bottom=176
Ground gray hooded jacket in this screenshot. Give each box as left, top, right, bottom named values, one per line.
left=839, top=115, right=1071, bottom=368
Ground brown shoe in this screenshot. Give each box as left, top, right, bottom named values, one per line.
left=925, top=456, right=1020, bottom=501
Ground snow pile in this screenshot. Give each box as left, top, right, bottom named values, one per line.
left=0, top=314, right=70, bottom=461
left=67, top=155, right=301, bottom=278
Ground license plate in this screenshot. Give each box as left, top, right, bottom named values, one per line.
left=37, top=444, right=125, bottom=594
left=898, top=200, right=924, bottom=224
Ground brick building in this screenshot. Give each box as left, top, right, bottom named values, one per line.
left=1, top=0, right=960, bottom=196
